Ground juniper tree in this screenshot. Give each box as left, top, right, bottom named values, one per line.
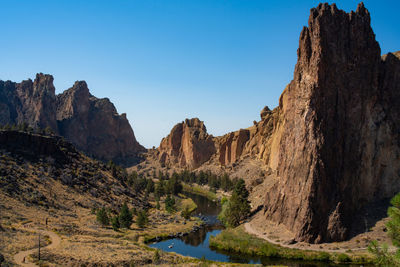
left=96, top=207, right=109, bottom=226
left=119, top=203, right=133, bottom=228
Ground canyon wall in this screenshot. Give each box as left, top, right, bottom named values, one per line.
left=0, top=74, right=144, bottom=165
left=264, top=2, right=400, bottom=243
left=152, top=3, right=400, bottom=243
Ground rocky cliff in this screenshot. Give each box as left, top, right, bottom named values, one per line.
left=146, top=2, right=400, bottom=243
left=263, top=2, right=400, bottom=243
left=158, top=118, right=216, bottom=169
left=0, top=74, right=144, bottom=165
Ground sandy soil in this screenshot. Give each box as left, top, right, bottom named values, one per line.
left=245, top=210, right=395, bottom=253
left=14, top=226, right=61, bottom=266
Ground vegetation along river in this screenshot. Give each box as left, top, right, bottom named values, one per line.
left=149, top=192, right=368, bottom=266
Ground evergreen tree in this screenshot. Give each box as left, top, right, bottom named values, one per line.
left=111, top=216, right=120, bottom=231
left=136, top=210, right=148, bottom=228
left=146, top=179, right=155, bottom=193
left=387, top=193, right=400, bottom=247
left=368, top=193, right=400, bottom=266
left=96, top=207, right=109, bottom=226
left=166, top=176, right=182, bottom=195
left=119, top=203, right=133, bottom=228
left=155, top=180, right=165, bottom=198
left=165, top=195, right=175, bottom=213
left=221, top=179, right=250, bottom=227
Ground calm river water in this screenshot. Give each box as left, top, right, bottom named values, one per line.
left=149, top=192, right=368, bottom=266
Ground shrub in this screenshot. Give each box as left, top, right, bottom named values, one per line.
left=181, top=206, right=191, bottom=220
left=153, top=249, right=160, bottom=264
left=336, top=253, right=350, bottom=262
left=316, top=251, right=330, bottom=261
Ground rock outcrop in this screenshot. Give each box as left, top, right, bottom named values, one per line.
left=0, top=74, right=58, bottom=130
left=218, top=129, right=250, bottom=165
left=0, top=74, right=144, bottom=165
left=264, top=3, right=400, bottom=243
left=150, top=3, right=400, bottom=244
left=158, top=118, right=215, bottom=169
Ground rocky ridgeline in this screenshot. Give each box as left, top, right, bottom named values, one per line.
left=0, top=129, right=145, bottom=210
left=153, top=3, right=400, bottom=243
left=0, top=74, right=145, bottom=166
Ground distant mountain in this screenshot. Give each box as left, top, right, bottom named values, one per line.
left=135, top=3, right=400, bottom=243
left=0, top=74, right=145, bottom=166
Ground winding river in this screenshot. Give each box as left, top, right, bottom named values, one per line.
left=149, top=192, right=368, bottom=266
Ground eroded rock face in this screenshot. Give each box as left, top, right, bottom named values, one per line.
left=0, top=74, right=58, bottom=131
left=152, top=3, right=400, bottom=244
left=158, top=105, right=279, bottom=169
left=159, top=118, right=216, bottom=169
left=218, top=129, right=250, bottom=165
left=264, top=3, right=400, bottom=243
left=57, top=81, right=144, bottom=165
left=0, top=74, right=144, bottom=165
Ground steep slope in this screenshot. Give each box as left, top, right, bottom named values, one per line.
left=56, top=81, right=144, bottom=165
left=0, top=129, right=144, bottom=209
left=0, top=129, right=209, bottom=266
left=264, top=2, right=400, bottom=243
left=0, top=74, right=145, bottom=165
left=137, top=2, right=400, bottom=244
left=0, top=74, right=57, bottom=131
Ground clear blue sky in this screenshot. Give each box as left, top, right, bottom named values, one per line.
left=1, top=1, right=399, bottom=148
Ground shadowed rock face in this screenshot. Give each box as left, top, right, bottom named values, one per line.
left=0, top=74, right=144, bottom=166
left=0, top=74, right=58, bottom=131
left=264, top=2, right=400, bottom=243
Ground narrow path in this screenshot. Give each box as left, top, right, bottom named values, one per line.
left=14, top=229, right=61, bottom=267
left=244, top=222, right=369, bottom=253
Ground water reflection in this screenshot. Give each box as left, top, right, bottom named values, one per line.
left=149, top=192, right=368, bottom=266
left=180, top=225, right=224, bottom=246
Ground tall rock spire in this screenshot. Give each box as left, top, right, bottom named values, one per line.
left=264, top=2, right=400, bottom=243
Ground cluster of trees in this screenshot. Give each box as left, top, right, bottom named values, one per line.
left=368, top=193, right=400, bottom=266
left=218, top=179, right=251, bottom=227
left=96, top=203, right=148, bottom=230
left=125, top=171, right=182, bottom=197
left=0, top=122, right=54, bottom=135
left=107, top=167, right=238, bottom=200
left=155, top=170, right=237, bottom=192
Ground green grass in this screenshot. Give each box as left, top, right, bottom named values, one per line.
left=182, top=183, right=218, bottom=202
left=176, top=194, right=197, bottom=213
left=209, top=226, right=374, bottom=264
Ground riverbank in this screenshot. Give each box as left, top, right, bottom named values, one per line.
left=209, top=225, right=375, bottom=265
left=1, top=190, right=225, bottom=266
left=182, top=182, right=231, bottom=203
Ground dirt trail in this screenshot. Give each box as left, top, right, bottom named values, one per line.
left=14, top=229, right=61, bottom=267
left=244, top=222, right=370, bottom=253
